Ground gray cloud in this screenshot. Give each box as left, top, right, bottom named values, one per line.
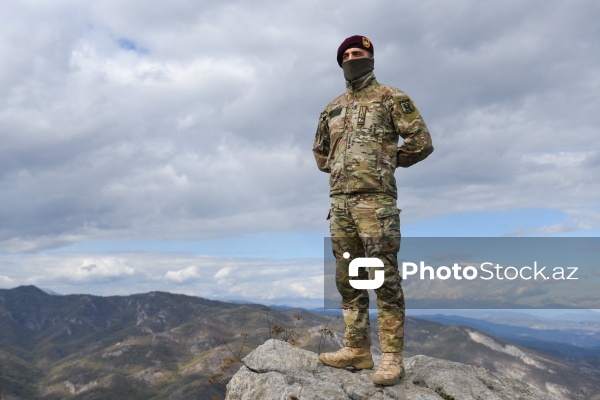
left=0, top=0, right=599, bottom=255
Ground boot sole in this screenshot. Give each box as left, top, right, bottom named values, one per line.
left=319, top=355, right=374, bottom=370
left=352, top=359, right=375, bottom=369
left=372, top=368, right=405, bottom=386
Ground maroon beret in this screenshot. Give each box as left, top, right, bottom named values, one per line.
left=337, top=35, right=374, bottom=67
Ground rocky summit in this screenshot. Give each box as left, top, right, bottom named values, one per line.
left=226, top=339, right=564, bottom=400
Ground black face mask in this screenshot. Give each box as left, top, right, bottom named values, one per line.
left=342, top=58, right=374, bottom=81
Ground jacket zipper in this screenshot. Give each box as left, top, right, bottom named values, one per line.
left=343, top=89, right=357, bottom=193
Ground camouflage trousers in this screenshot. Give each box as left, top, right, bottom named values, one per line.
left=329, top=193, right=405, bottom=353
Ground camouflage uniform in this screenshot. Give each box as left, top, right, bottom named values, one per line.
left=313, top=72, right=433, bottom=353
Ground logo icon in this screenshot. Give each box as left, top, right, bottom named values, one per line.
left=344, top=252, right=385, bottom=289
left=362, top=37, right=371, bottom=48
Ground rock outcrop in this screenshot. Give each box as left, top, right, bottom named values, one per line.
left=225, top=339, right=565, bottom=400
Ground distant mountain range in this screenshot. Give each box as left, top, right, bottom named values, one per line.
left=414, top=313, right=600, bottom=360
left=0, top=286, right=598, bottom=399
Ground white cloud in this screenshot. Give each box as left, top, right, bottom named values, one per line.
left=164, top=266, right=199, bottom=283
left=0, top=275, right=14, bottom=286
left=0, top=252, right=324, bottom=306
left=71, top=258, right=135, bottom=282
left=214, top=266, right=232, bottom=280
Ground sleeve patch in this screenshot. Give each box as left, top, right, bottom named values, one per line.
left=399, top=99, right=415, bottom=115
left=395, top=97, right=419, bottom=123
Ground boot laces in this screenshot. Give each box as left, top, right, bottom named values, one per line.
left=380, top=353, right=399, bottom=369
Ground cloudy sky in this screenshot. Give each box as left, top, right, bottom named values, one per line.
left=1, top=0, right=599, bottom=308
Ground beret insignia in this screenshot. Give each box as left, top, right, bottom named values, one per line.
left=337, top=35, right=375, bottom=67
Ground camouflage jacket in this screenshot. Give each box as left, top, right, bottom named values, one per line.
left=313, top=73, right=433, bottom=198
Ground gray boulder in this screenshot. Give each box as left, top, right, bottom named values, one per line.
left=225, top=339, right=565, bottom=400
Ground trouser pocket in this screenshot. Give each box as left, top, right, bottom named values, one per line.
left=375, top=206, right=401, bottom=254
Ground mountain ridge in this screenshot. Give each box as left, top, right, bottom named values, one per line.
left=1, top=285, right=598, bottom=399
left=416, top=313, right=600, bottom=359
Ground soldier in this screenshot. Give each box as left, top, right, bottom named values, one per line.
left=313, top=35, right=433, bottom=385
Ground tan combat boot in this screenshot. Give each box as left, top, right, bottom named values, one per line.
left=372, top=352, right=404, bottom=385
left=318, top=347, right=374, bottom=369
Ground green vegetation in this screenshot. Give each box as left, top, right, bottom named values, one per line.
left=0, top=286, right=343, bottom=399
left=434, top=387, right=456, bottom=400
left=2, top=286, right=593, bottom=399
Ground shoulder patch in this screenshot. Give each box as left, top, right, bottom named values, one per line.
left=399, top=99, right=415, bottom=115
left=395, top=97, right=419, bottom=123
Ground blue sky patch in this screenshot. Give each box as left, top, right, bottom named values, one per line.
left=117, top=38, right=147, bottom=54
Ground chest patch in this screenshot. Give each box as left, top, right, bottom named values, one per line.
left=329, top=107, right=343, bottom=119
left=357, top=106, right=367, bottom=127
